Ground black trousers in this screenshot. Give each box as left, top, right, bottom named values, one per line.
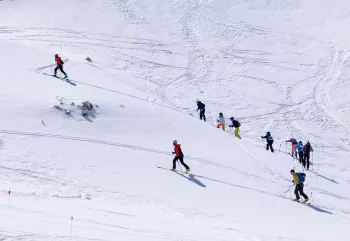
left=54, top=65, right=67, bottom=76
left=303, top=153, right=310, bottom=169
left=298, top=152, right=304, bottom=164
left=199, top=109, right=206, bottom=122
left=266, top=140, right=274, bottom=152
left=294, top=183, right=308, bottom=200
left=173, top=156, right=190, bottom=170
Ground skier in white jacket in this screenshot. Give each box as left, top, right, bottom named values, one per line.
left=217, top=112, right=226, bottom=131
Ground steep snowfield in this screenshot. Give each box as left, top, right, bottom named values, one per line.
left=0, top=0, right=350, bottom=240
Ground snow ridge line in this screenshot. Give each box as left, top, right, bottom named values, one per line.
left=0, top=130, right=275, bottom=184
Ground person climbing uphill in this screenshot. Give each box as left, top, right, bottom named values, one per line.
left=229, top=117, right=241, bottom=139
left=261, top=132, right=274, bottom=153
left=196, top=100, right=206, bottom=122
left=217, top=112, right=226, bottom=131
left=286, top=137, right=298, bottom=158
left=54, top=54, right=68, bottom=78
left=172, top=140, right=191, bottom=173
left=302, top=141, right=313, bottom=171
left=295, top=141, right=304, bottom=164
left=290, top=169, right=309, bottom=203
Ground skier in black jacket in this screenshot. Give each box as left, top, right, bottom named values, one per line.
left=261, top=132, right=274, bottom=153
left=229, top=117, right=241, bottom=139
left=196, top=100, right=206, bottom=122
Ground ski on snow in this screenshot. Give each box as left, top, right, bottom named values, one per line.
left=42, top=73, right=76, bottom=86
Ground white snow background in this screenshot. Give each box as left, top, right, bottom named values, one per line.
left=0, top=0, right=350, bottom=240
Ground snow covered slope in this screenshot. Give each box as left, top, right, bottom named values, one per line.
left=0, top=0, right=350, bottom=240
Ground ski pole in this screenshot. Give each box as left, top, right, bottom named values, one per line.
left=312, top=152, right=314, bottom=171
left=279, top=143, right=282, bottom=153
left=285, top=142, right=287, bottom=155
left=177, top=160, right=184, bottom=174
left=261, top=138, right=265, bottom=148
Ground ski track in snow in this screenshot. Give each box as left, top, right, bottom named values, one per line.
left=1, top=0, right=350, bottom=240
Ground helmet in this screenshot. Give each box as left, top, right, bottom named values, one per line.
left=173, top=140, right=177, bottom=145
left=299, top=141, right=302, bottom=144
left=219, top=112, right=223, bottom=117
left=230, top=117, right=234, bottom=120
left=307, top=140, right=310, bottom=144
left=196, top=99, right=199, bottom=103
left=267, top=131, right=270, bottom=135
left=55, top=54, right=59, bottom=57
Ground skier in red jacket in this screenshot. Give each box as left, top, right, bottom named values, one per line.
left=172, top=140, right=191, bottom=173
left=54, top=54, right=68, bottom=78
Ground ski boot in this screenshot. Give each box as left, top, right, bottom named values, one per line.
left=185, top=169, right=191, bottom=173
left=303, top=198, right=309, bottom=203
left=171, top=168, right=176, bottom=172
left=293, top=199, right=300, bottom=202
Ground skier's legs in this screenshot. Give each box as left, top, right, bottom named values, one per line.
left=302, top=155, right=307, bottom=168
left=305, top=155, right=310, bottom=170
left=294, top=185, right=300, bottom=200
left=217, top=124, right=225, bottom=131
left=234, top=128, right=241, bottom=138
left=299, top=183, right=309, bottom=199
left=54, top=66, right=59, bottom=75
left=179, top=156, right=190, bottom=170
left=172, top=156, right=179, bottom=169
left=298, top=152, right=304, bottom=164
left=200, top=110, right=206, bottom=122
left=59, top=66, right=67, bottom=76
left=266, top=143, right=269, bottom=151
left=269, top=140, right=274, bottom=152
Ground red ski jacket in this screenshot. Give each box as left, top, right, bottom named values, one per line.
left=55, top=57, right=64, bottom=66
left=174, top=144, right=183, bottom=157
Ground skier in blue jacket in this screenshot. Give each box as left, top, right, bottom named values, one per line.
left=295, top=141, right=304, bottom=164
left=196, top=100, right=206, bottom=122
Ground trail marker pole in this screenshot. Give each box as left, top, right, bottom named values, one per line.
left=71, top=216, right=73, bottom=235
left=8, top=190, right=11, bottom=207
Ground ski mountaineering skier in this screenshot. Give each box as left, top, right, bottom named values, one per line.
left=196, top=100, right=206, bottom=122
left=171, top=140, right=191, bottom=173
left=295, top=141, right=304, bottom=164
left=302, top=141, right=313, bottom=170
left=217, top=113, right=226, bottom=131
left=286, top=137, right=298, bottom=158
left=290, top=169, right=309, bottom=203
left=261, top=132, right=274, bottom=153
left=229, top=117, right=241, bottom=139
left=54, top=54, right=68, bottom=78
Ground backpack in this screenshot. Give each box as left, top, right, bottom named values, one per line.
left=297, top=173, right=306, bottom=183
left=236, top=121, right=241, bottom=127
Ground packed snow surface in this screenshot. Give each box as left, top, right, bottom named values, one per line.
left=0, top=0, right=350, bottom=240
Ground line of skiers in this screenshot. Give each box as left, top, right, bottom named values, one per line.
left=286, top=138, right=314, bottom=171
left=178, top=101, right=313, bottom=203
left=196, top=100, right=241, bottom=139
left=169, top=139, right=310, bottom=203
left=259, top=134, right=314, bottom=171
